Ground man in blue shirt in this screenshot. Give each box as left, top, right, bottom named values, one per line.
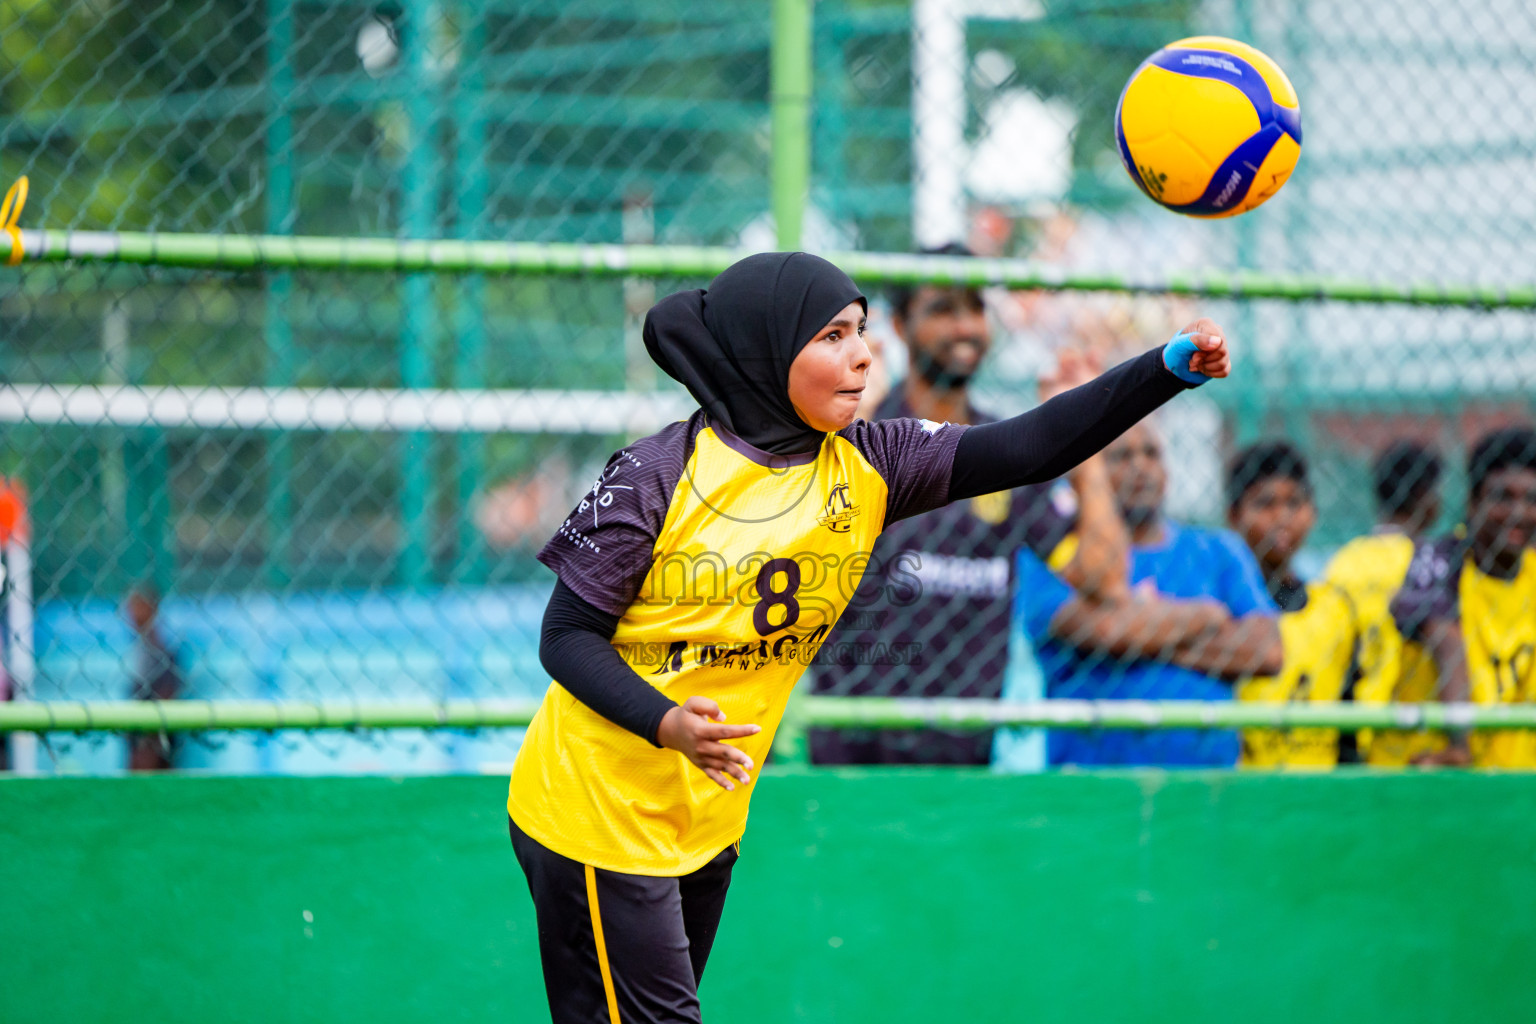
left=811, top=250, right=1127, bottom=765
left=1000, top=421, right=1282, bottom=767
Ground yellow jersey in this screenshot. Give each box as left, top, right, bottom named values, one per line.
left=1238, top=582, right=1357, bottom=770
left=508, top=411, right=965, bottom=874
left=1391, top=540, right=1536, bottom=769
left=1323, top=530, right=1444, bottom=765
left=1458, top=550, right=1536, bottom=768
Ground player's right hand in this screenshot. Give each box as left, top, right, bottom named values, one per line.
left=1165, top=318, right=1231, bottom=383
left=656, top=696, right=762, bottom=792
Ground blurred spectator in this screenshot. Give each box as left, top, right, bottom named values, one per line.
left=1375, top=441, right=1445, bottom=535
left=1391, top=427, right=1536, bottom=769
left=851, top=307, right=894, bottom=421
left=1226, top=442, right=1358, bottom=769
left=1000, top=422, right=1283, bottom=767
left=0, top=642, right=8, bottom=772
left=0, top=488, right=15, bottom=772
left=967, top=205, right=1014, bottom=257
left=125, top=584, right=183, bottom=771
left=474, top=460, right=572, bottom=551
left=809, top=244, right=1120, bottom=765
left=1, top=557, right=7, bottom=771
left=1323, top=441, right=1445, bottom=766
left=1225, top=442, right=1315, bottom=609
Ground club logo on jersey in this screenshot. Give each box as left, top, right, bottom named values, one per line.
left=648, top=640, right=689, bottom=676
left=627, top=625, right=832, bottom=674
left=818, top=483, right=861, bottom=533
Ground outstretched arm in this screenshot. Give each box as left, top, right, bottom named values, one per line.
left=947, top=322, right=1230, bottom=501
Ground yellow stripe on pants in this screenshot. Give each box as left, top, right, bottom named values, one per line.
left=584, top=864, right=622, bottom=1024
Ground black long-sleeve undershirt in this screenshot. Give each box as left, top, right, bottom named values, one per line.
left=947, top=346, right=1189, bottom=501
left=541, top=344, right=1193, bottom=744
left=539, top=579, right=678, bottom=745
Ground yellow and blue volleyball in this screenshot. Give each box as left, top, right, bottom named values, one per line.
left=1114, top=36, right=1302, bottom=218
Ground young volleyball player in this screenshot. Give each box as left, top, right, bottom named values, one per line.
left=507, top=252, right=1229, bottom=1023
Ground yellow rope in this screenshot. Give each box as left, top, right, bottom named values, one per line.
left=1, top=176, right=29, bottom=266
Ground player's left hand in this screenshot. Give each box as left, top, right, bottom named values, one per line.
left=1164, top=318, right=1231, bottom=383
left=656, top=696, right=761, bottom=792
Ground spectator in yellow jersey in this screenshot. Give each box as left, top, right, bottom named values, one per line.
left=1324, top=442, right=1446, bottom=765
left=1226, top=442, right=1358, bottom=769
left=1000, top=422, right=1283, bottom=768
left=1391, top=427, right=1536, bottom=769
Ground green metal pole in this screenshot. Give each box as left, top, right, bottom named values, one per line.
left=771, top=0, right=814, bottom=745
left=453, top=2, right=488, bottom=586
left=400, top=0, right=440, bottom=590
left=121, top=343, right=171, bottom=595
left=813, top=0, right=847, bottom=230
left=6, top=697, right=1536, bottom=734
left=771, top=0, right=813, bottom=250
left=264, top=0, right=296, bottom=589
left=770, top=0, right=814, bottom=748
left=14, top=232, right=1536, bottom=308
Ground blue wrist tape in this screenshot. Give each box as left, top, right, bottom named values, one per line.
left=1162, top=332, right=1208, bottom=386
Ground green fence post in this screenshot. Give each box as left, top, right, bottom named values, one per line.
left=771, top=0, right=813, bottom=250
left=400, top=0, right=441, bottom=590
left=813, top=0, right=846, bottom=229
left=264, top=0, right=295, bottom=589
left=122, top=348, right=172, bottom=597
left=767, top=0, right=813, bottom=737
left=769, top=0, right=814, bottom=744
left=453, top=1, right=488, bottom=586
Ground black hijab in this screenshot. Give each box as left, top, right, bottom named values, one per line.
left=643, top=252, right=867, bottom=456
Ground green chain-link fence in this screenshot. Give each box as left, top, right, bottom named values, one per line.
left=1, top=0, right=1534, bottom=774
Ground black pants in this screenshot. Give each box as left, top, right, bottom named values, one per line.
left=509, top=817, right=738, bottom=1024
